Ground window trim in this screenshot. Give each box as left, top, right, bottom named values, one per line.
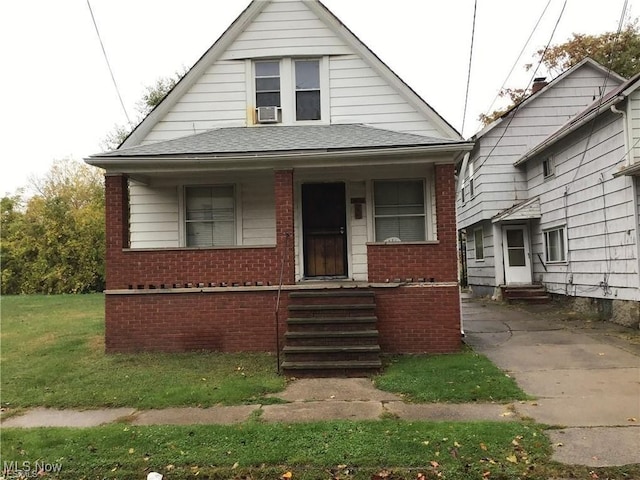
left=543, top=156, right=555, bottom=178
left=468, top=160, right=475, bottom=197
left=249, top=57, right=328, bottom=125
left=543, top=225, right=567, bottom=263
left=474, top=227, right=484, bottom=261
left=294, top=58, right=321, bottom=121
left=182, top=184, right=239, bottom=248
left=372, top=179, right=427, bottom=243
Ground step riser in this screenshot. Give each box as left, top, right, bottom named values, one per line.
left=289, top=297, right=375, bottom=306
left=285, top=336, right=379, bottom=347
left=283, top=352, right=381, bottom=362
left=283, top=368, right=380, bottom=378
left=287, top=322, right=377, bottom=332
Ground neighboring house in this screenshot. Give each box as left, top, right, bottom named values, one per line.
left=86, top=0, right=473, bottom=374
left=458, top=58, right=640, bottom=328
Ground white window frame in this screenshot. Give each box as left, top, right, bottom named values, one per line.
left=248, top=57, right=328, bottom=125
left=468, top=160, right=475, bottom=197
left=474, top=227, right=484, bottom=261
left=183, top=185, right=238, bottom=247
left=544, top=226, right=567, bottom=263
left=372, top=179, right=427, bottom=243
left=294, top=59, right=321, bottom=121
left=543, top=156, right=555, bottom=178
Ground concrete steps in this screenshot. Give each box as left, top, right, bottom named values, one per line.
left=281, top=289, right=381, bottom=377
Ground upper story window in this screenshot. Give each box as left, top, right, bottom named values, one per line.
left=543, top=156, right=555, bottom=178
left=185, top=185, right=236, bottom=247
left=295, top=60, right=320, bottom=120
left=468, top=161, right=475, bottom=197
left=255, top=61, right=281, bottom=108
left=251, top=57, right=326, bottom=125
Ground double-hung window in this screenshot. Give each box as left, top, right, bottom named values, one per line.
left=374, top=180, right=426, bottom=242
left=544, top=227, right=566, bottom=263
left=295, top=59, right=321, bottom=120
left=543, top=156, right=555, bottom=178
left=255, top=61, right=281, bottom=108
left=185, top=186, right=235, bottom=247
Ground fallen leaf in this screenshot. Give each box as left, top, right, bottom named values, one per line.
left=422, top=441, right=430, bottom=446
left=555, top=443, right=564, bottom=447
left=417, top=473, right=427, bottom=480
left=628, top=417, right=637, bottom=422
left=482, top=472, right=491, bottom=478
left=480, top=442, right=488, bottom=451
left=281, top=471, right=293, bottom=479
left=454, top=441, right=462, bottom=448
left=232, top=462, right=239, bottom=469
left=430, top=461, right=439, bottom=468
left=128, top=448, right=135, bottom=454
left=506, top=454, right=518, bottom=464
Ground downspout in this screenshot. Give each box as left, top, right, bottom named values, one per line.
left=610, top=103, right=640, bottom=292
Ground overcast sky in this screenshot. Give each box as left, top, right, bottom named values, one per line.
left=1, top=0, right=637, bottom=196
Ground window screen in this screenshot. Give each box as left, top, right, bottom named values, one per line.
left=374, top=180, right=426, bottom=242
left=185, top=186, right=235, bottom=247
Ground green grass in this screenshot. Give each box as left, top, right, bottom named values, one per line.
left=1, top=420, right=551, bottom=479
left=0, top=294, right=285, bottom=409
left=374, top=352, right=530, bottom=403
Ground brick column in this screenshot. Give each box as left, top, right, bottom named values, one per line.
left=274, top=169, right=295, bottom=284
left=434, top=164, right=458, bottom=281
left=104, top=174, right=129, bottom=290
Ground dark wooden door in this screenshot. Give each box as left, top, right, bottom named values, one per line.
left=302, top=183, right=347, bottom=277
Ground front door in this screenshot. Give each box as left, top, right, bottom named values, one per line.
left=502, top=225, right=532, bottom=284
left=302, top=183, right=347, bottom=278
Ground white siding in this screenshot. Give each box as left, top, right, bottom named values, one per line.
left=348, top=180, right=368, bottom=281
left=241, top=177, right=276, bottom=245
left=329, top=55, right=440, bottom=136
left=129, top=182, right=180, bottom=248
left=144, top=61, right=247, bottom=143
left=458, top=64, right=624, bottom=230
left=527, top=112, right=639, bottom=301
left=220, top=0, right=351, bottom=60
left=630, top=89, right=640, bottom=164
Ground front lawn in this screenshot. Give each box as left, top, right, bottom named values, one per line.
left=0, top=294, right=285, bottom=409
left=1, top=420, right=551, bottom=480
left=375, top=352, right=530, bottom=403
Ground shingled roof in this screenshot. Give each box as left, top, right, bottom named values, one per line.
left=92, top=124, right=464, bottom=158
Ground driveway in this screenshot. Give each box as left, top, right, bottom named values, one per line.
left=463, top=296, right=640, bottom=467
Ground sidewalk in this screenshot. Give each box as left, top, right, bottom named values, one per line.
left=3, top=297, right=639, bottom=467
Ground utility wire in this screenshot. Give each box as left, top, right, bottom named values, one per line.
left=479, top=0, right=568, bottom=168
left=86, top=0, right=132, bottom=126
left=481, top=0, right=553, bottom=125
left=460, top=0, right=478, bottom=137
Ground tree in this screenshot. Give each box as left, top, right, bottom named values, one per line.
left=1, top=159, right=105, bottom=294
left=102, top=69, right=186, bottom=151
left=479, top=19, right=640, bottom=126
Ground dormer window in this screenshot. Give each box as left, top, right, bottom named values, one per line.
left=255, top=61, right=281, bottom=108
left=295, top=60, right=321, bottom=120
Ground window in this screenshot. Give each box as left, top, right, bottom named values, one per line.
left=461, top=185, right=466, bottom=203
left=255, top=61, right=281, bottom=108
left=295, top=60, right=321, bottom=120
left=543, top=156, right=555, bottom=178
left=185, top=186, right=235, bottom=247
left=374, top=180, right=426, bottom=242
left=468, top=161, right=475, bottom=197
left=544, top=227, right=566, bottom=263
left=474, top=228, right=484, bottom=261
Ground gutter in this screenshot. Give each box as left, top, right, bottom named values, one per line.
left=85, top=142, right=475, bottom=171
left=513, top=95, right=625, bottom=167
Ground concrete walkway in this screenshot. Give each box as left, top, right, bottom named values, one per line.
left=3, top=297, right=639, bottom=467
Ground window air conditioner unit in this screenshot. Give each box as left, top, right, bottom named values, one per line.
left=256, top=106, right=279, bottom=124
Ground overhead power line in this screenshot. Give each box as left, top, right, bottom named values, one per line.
left=460, top=0, right=478, bottom=137
left=86, top=0, right=132, bottom=126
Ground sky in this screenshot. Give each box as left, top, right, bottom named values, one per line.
left=1, top=0, right=638, bottom=196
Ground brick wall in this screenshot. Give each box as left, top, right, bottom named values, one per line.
left=367, top=164, right=458, bottom=283
left=106, top=291, right=289, bottom=352
left=375, top=285, right=461, bottom=353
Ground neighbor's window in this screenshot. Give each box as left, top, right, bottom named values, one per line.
left=474, top=227, right=484, bottom=261
left=544, top=227, right=566, bottom=263
left=374, top=180, right=426, bottom=242
left=295, top=59, right=321, bottom=120
left=255, top=61, right=281, bottom=108
left=543, top=156, right=555, bottom=178
left=468, top=161, right=475, bottom=197
left=185, top=186, right=235, bottom=247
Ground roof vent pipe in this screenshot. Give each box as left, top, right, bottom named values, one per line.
left=531, top=77, right=548, bottom=94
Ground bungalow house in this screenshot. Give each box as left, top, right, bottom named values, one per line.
left=86, top=0, right=473, bottom=375
left=458, top=58, right=640, bottom=328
